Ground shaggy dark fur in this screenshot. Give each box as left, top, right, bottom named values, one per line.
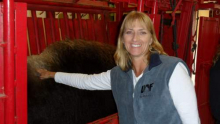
left=28, top=40, right=117, bottom=124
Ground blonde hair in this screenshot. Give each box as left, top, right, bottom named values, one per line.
left=114, top=11, right=166, bottom=71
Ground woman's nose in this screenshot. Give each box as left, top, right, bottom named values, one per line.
left=132, top=33, right=139, bottom=42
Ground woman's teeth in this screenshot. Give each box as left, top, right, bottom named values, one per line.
left=132, top=44, right=141, bottom=47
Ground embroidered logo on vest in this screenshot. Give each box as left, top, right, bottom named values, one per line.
left=141, top=83, right=154, bottom=93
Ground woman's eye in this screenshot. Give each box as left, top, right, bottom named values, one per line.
left=125, top=31, right=132, bottom=34
left=140, top=32, right=147, bottom=35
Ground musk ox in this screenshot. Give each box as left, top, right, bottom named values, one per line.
left=28, top=40, right=117, bottom=124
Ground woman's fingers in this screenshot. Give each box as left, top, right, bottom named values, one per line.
left=36, top=68, right=49, bottom=80
left=36, top=69, right=56, bottom=79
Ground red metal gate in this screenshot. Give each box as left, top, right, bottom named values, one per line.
left=1, top=0, right=218, bottom=124
left=0, top=2, right=27, bottom=124
left=25, top=3, right=119, bottom=55
left=195, top=16, right=219, bottom=124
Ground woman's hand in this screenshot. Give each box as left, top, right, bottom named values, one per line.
left=37, top=69, right=56, bottom=80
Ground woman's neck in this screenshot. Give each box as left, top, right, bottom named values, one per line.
left=132, top=58, right=148, bottom=77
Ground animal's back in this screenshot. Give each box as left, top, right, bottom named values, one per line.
left=28, top=40, right=117, bottom=124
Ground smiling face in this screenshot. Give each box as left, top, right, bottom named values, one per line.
left=114, top=11, right=163, bottom=71
left=123, top=19, right=152, bottom=59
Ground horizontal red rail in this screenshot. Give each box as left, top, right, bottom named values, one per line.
left=16, top=0, right=117, bottom=11
left=26, top=3, right=116, bottom=13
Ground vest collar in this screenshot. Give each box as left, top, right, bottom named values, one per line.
left=125, top=53, right=162, bottom=74
left=148, top=53, right=162, bottom=71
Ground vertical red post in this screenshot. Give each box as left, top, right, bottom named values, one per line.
left=89, top=13, right=95, bottom=40
left=64, top=12, right=70, bottom=38
left=149, top=1, right=160, bottom=38
left=77, top=13, right=83, bottom=39
left=177, top=1, right=194, bottom=61
left=0, top=2, right=5, bottom=124
left=103, top=11, right=110, bottom=43
left=48, top=12, right=56, bottom=43
left=31, top=11, right=41, bottom=54
left=116, top=2, right=123, bottom=22
left=137, top=0, right=145, bottom=12
left=15, top=3, right=27, bottom=124
left=195, top=17, right=218, bottom=124
left=3, top=0, right=15, bottom=124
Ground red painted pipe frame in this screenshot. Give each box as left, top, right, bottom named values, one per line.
left=3, top=0, right=15, bottom=124
left=137, top=0, right=145, bottom=12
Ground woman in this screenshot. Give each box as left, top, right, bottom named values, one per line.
left=210, top=45, right=220, bottom=124
left=37, top=11, right=200, bottom=124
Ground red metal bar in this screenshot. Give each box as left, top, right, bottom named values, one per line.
left=68, top=19, right=75, bottom=39
left=177, top=1, right=193, bottom=61
left=116, top=2, right=123, bottom=22
left=16, top=0, right=76, bottom=4
left=44, top=18, right=53, bottom=45
left=148, top=1, right=160, bottom=38
left=152, top=1, right=158, bottom=15
left=73, top=18, right=81, bottom=39
left=171, top=0, right=182, bottom=26
left=54, top=19, right=61, bottom=41
left=16, top=0, right=114, bottom=10
left=107, top=21, right=119, bottom=45
left=59, top=18, right=67, bottom=40
left=76, top=0, right=108, bottom=8
left=48, top=12, right=56, bottom=43
left=14, top=3, right=27, bottom=124
left=0, top=3, right=4, bottom=93
left=137, top=0, right=145, bottom=12
left=149, top=1, right=160, bottom=37
left=77, top=13, right=83, bottom=39
left=0, top=3, right=5, bottom=124
left=101, top=12, right=109, bottom=43
left=71, top=12, right=77, bottom=39
left=3, top=0, right=15, bottom=124
left=37, top=18, right=47, bottom=51
left=81, top=19, right=89, bottom=40
left=88, top=13, right=95, bottom=40
left=195, top=17, right=219, bottom=124
left=31, top=10, right=41, bottom=54
left=27, top=17, right=38, bottom=54
left=64, top=12, right=70, bottom=38
left=94, top=16, right=105, bottom=42
left=198, top=3, right=220, bottom=9
left=103, top=11, right=110, bottom=43
left=26, top=3, right=115, bottom=13
left=121, top=7, right=137, bottom=12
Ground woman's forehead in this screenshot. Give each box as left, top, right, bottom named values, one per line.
left=125, top=19, right=148, bottom=29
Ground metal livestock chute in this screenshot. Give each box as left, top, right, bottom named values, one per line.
left=0, top=0, right=220, bottom=123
